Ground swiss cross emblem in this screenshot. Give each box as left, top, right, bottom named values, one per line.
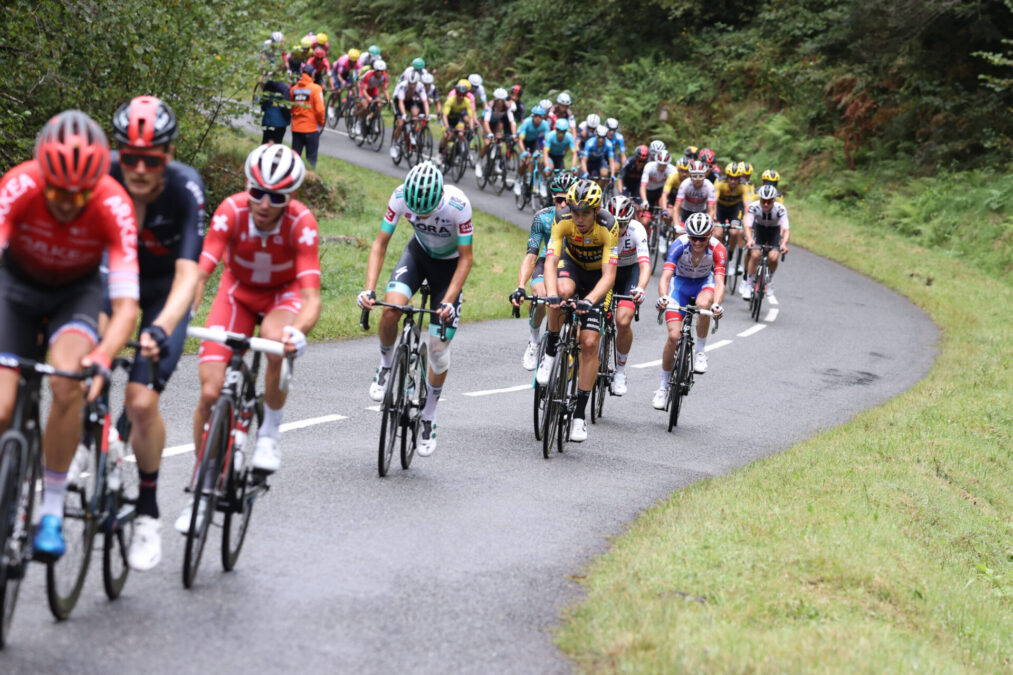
left=298, top=227, right=317, bottom=246
left=212, top=214, right=229, bottom=232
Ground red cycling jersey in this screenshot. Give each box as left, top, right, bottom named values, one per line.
left=359, top=70, right=388, bottom=98
left=199, top=192, right=321, bottom=290
left=0, top=160, right=139, bottom=299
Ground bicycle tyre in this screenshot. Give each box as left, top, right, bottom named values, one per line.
left=378, top=348, right=407, bottom=477
left=557, top=348, right=579, bottom=454
left=751, top=268, right=766, bottom=322
left=475, top=150, right=489, bottom=190
left=250, top=81, right=264, bottom=109
left=46, top=439, right=99, bottom=620
left=668, top=340, right=691, bottom=431
left=182, top=401, right=228, bottom=589
left=0, top=438, right=28, bottom=648
left=490, top=145, right=506, bottom=195
left=591, top=328, right=612, bottom=424
left=101, top=466, right=134, bottom=601
left=417, top=125, right=434, bottom=165
left=649, top=221, right=663, bottom=276
left=532, top=336, right=548, bottom=440
left=540, top=346, right=567, bottom=459
left=453, top=138, right=469, bottom=182
left=368, top=111, right=386, bottom=152
left=402, top=342, right=427, bottom=470
left=728, top=247, right=741, bottom=294
left=326, top=91, right=341, bottom=129
left=222, top=398, right=260, bottom=572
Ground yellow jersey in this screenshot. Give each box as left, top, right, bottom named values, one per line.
left=546, top=208, right=619, bottom=271
left=715, top=179, right=751, bottom=207
left=444, top=91, right=476, bottom=117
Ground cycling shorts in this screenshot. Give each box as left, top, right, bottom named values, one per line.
left=586, top=156, right=609, bottom=175
left=447, top=112, right=470, bottom=129
left=531, top=256, right=546, bottom=286
left=547, top=153, right=567, bottom=170
left=555, top=254, right=605, bottom=333
left=716, top=203, right=744, bottom=227
left=644, top=187, right=663, bottom=209
left=751, top=227, right=782, bottom=249
left=664, top=273, right=715, bottom=323
left=521, top=137, right=543, bottom=154
left=385, top=238, right=463, bottom=340
left=612, top=265, right=640, bottom=310
left=0, top=266, right=102, bottom=359
left=199, top=271, right=302, bottom=364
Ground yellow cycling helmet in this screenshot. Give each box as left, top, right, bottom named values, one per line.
left=300, top=36, right=314, bottom=50
left=567, top=179, right=603, bottom=211
left=761, top=168, right=780, bottom=184
left=741, top=161, right=754, bottom=177
left=724, top=162, right=742, bottom=178
left=455, top=79, right=471, bottom=93
left=675, top=156, right=691, bottom=171
left=348, top=48, right=361, bottom=61
left=315, top=32, right=328, bottom=44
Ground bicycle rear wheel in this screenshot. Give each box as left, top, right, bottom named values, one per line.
left=649, top=222, right=662, bottom=275
left=668, top=340, right=691, bottom=431
left=222, top=399, right=261, bottom=571
left=416, top=126, right=434, bottom=165
left=46, top=440, right=99, bottom=620
left=0, top=437, right=30, bottom=648
left=378, top=349, right=407, bottom=477
left=402, top=342, right=427, bottom=470
left=453, top=139, right=469, bottom=182
left=183, top=401, right=228, bottom=589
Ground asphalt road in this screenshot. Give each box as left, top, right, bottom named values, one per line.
left=0, top=119, right=939, bottom=674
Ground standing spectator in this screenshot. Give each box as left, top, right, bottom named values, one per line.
left=260, top=73, right=291, bottom=144
left=290, top=63, right=325, bottom=168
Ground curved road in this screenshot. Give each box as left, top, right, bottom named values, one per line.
left=2, top=121, right=938, bottom=674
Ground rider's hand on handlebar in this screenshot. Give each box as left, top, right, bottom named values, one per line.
left=655, top=296, right=669, bottom=311
left=139, top=325, right=169, bottom=361
left=546, top=295, right=562, bottom=309
left=81, top=348, right=112, bottom=402
left=576, top=298, right=593, bottom=314
left=357, top=289, right=376, bottom=309
left=711, top=303, right=724, bottom=319
left=780, top=243, right=789, bottom=255
left=509, top=286, right=526, bottom=306
left=437, top=302, right=457, bottom=323
left=283, top=325, right=307, bottom=357
left=631, top=287, right=646, bottom=305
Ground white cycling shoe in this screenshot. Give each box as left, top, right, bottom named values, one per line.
left=522, top=342, right=539, bottom=371
left=252, top=436, right=281, bottom=473
left=128, top=515, right=162, bottom=571
left=612, top=371, right=627, bottom=396
left=417, top=421, right=437, bottom=457
left=694, top=352, right=708, bottom=374
left=174, top=500, right=207, bottom=535
left=369, top=367, right=390, bottom=402
left=652, top=387, right=668, bottom=410
left=569, top=418, right=587, bottom=442
left=740, top=281, right=753, bottom=299
left=535, top=355, right=554, bottom=385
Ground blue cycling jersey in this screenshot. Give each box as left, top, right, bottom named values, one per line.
left=581, top=137, right=614, bottom=161
left=518, top=117, right=551, bottom=144
left=526, top=206, right=557, bottom=257
left=608, top=131, right=626, bottom=156
left=544, top=131, right=576, bottom=157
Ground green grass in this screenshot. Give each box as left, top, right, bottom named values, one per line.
left=555, top=197, right=1012, bottom=671
left=192, top=132, right=526, bottom=344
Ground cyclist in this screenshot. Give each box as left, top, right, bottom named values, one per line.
left=469, top=74, right=488, bottom=112
left=713, top=162, right=751, bottom=278
left=354, top=58, right=391, bottom=132
left=740, top=161, right=755, bottom=188
left=332, top=48, right=361, bottom=94
left=761, top=168, right=785, bottom=203
left=290, top=63, right=326, bottom=169
left=535, top=180, right=618, bottom=443
left=421, top=72, right=441, bottom=117
left=581, top=125, right=614, bottom=185
left=665, top=159, right=716, bottom=228
left=683, top=145, right=699, bottom=160
left=653, top=213, right=726, bottom=410
left=477, top=87, right=518, bottom=178
left=606, top=196, right=649, bottom=396
left=399, top=56, right=428, bottom=83
left=307, top=47, right=333, bottom=89
left=604, top=118, right=626, bottom=176
left=107, top=97, right=206, bottom=570
left=740, top=183, right=790, bottom=299
left=509, top=84, right=525, bottom=122
left=576, top=113, right=600, bottom=152
left=259, top=31, right=287, bottom=70
left=515, top=104, right=551, bottom=195
left=358, top=162, right=473, bottom=457
left=312, top=32, right=330, bottom=56
left=288, top=35, right=315, bottom=78
left=0, top=111, right=140, bottom=558
left=391, top=70, right=430, bottom=161
left=548, top=92, right=576, bottom=131
left=176, top=145, right=320, bottom=536
left=639, top=149, right=675, bottom=213
left=617, top=144, right=648, bottom=198
left=509, top=172, right=577, bottom=370
left=543, top=118, right=578, bottom=174
left=698, top=147, right=719, bottom=183
left=440, top=79, right=478, bottom=167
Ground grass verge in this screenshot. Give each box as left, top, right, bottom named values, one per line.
left=555, top=198, right=1012, bottom=671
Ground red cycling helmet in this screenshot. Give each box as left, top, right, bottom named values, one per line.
left=34, top=110, right=110, bottom=191
left=313, top=48, right=325, bottom=59
left=635, top=144, right=649, bottom=161
left=112, top=96, right=178, bottom=148
left=698, top=147, right=715, bottom=164
left=511, top=84, right=522, bottom=95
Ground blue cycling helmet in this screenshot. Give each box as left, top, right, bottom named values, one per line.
left=531, top=105, right=546, bottom=117
left=555, top=118, right=569, bottom=131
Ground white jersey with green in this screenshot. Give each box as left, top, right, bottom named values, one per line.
left=382, top=184, right=474, bottom=259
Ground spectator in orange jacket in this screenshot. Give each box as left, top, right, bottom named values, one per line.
left=290, top=63, right=325, bottom=168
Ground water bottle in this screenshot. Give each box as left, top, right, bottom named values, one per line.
left=232, top=428, right=247, bottom=475
left=107, top=427, right=125, bottom=492
left=68, top=443, right=90, bottom=488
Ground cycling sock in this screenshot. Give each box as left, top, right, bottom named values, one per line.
left=421, top=385, right=442, bottom=422
left=41, top=469, right=68, bottom=518
left=528, top=318, right=541, bottom=343
left=660, top=369, right=672, bottom=389
left=697, top=337, right=708, bottom=352
left=545, top=331, right=560, bottom=357
left=379, top=343, right=395, bottom=369
left=616, top=351, right=629, bottom=373
left=261, top=404, right=282, bottom=440
left=575, top=389, right=590, bottom=419
left=137, top=469, right=159, bottom=519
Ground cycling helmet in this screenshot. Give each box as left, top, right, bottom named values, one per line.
left=724, top=162, right=742, bottom=178
left=595, top=124, right=608, bottom=138
left=403, top=161, right=443, bottom=213
left=406, top=70, right=420, bottom=84
left=635, top=145, right=649, bottom=161
left=606, top=117, right=619, bottom=131
left=468, top=73, right=482, bottom=87
left=756, top=184, right=778, bottom=201
left=422, top=72, right=435, bottom=86
left=566, top=179, right=603, bottom=211
left=413, top=57, right=426, bottom=70
left=300, top=36, right=313, bottom=50
left=683, top=145, right=698, bottom=158
left=511, top=84, right=522, bottom=95
left=348, top=48, right=360, bottom=61
left=35, top=110, right=110, bottom=191
left=761, top=169, right=780, bottom=184
left=271, top=31, right=284, bottom=44
left=655, top=150, right=671, bottom=165
left=607, top=195, right=635, bottom=224
left=742, top=161, right=754, bottom=177
left=315, top=32, right=328, bottom=44
left=245, top=143, right=305, bottom=194
left=649, top=140, right=666, bottom=157
left=373, top=59, right=387, bottom=71
left=555, top=118, right=569, bottom=131
left=550, top=171, right=576, bottom=194
left=685, top=212, right=713, bottom=237
left=112, top=96, right=178, bottom=148
left=455, top=79, right=470, bottom=94
left=493, top=87, right=507, bottom=100
left=689, top=160, right=707, bottom=177
left=313, top=48, right=325, bottom=59
left=301, top=63, right=317, bottom=77
left=368, top=45, right=381, bottom=56
left=698, top=147, right=715, bottom=164
left=531, top=104, right=546, bottom=117
left=585, top=113, right=601, bottom=129
left=557, top=92, right=571, bottom=106
left=675, top=156, right=691, bottom=171
left=539, top=99, right=552, bottom=112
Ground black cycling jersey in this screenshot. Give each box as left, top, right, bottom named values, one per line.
left=620, top=157, right=646, bottom=190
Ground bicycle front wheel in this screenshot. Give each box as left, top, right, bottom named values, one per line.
left=0, top=437, right=30, bottom=648
left=222, top=400, right=261, bottom=572
left=532, top=336, right=548, bottom=440
left=326, top=92, right=341, bottom=129
left=541, top=348, right=567, bottom=459
left=751, top=271, right=766, bottom=322
left=557, top=349, right=579, bottom=454
left=378, top=349, right=407, bottom=477
left=668, top=340, right=691, bottom=431
left=368, top=111, right=386, bottom=152
left=46, top=440, right=99, bottom=620
left=416, top=126, right=434, bottom=165
left=183, top=400, right=229, bottom=589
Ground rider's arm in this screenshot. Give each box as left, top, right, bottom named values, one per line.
left=743, top=209, right=755, bottom=247
left=292, top=286, right=322, bottom=336
left=640, top=163, right=652, bottom=204
left=712, top=243, right=727, bottom=306
left=779, top=208, right=790, bottom=250
left=442, top=243, right=473, bottom=310
left=635, top=226, right=651, bottom=290
left=707, top=182, right=717, bottom=221
left=544, top=220, right=564, bottom=297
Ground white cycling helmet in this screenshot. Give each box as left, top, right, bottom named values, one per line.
left=557, top=92, right=572, bottom=106
left=539, top=98, right=552, bottom=112
left=407, top=70, right=420, bottom=84
left=271, top=31, right=284, bottom=43
left=468, top=73, right=483, bottom=87
left=373, top=59, right=387, bottom=71
left=595, top=124, right=608, bottom=138
left=649, top=139, right=666, bottom=156
left=493, top=87, right=508, bottom=100
left=685, top=212, right=714, bottom=238
left=606, top=117, right=619, bottom=131
left=655, top=149, right=671, bottom=165
left=245, top=143, right=306, bottom=194
left=586, top=113, right=601, bottom=128
left=757, top=184, right=779, bottom=201
left=421, top=72, right=434, bottom=85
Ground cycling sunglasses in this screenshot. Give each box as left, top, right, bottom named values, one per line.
left=248, top=187, right=291, bottom=206
left=552, top=195, right=567, bottom=205
left=689, top=235, right=709, bottom=242
left=43, top=186, right=92, bottom=208
left=119, top=150, right=168, bottom=170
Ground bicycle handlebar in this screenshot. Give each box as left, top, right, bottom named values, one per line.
left=655, top=299, right=720, bottom=332
left=360, top=302, right=448, bottom=341
left=0, top=353, right=95, bottom=381
left=187, top=326, right=286, bottom=356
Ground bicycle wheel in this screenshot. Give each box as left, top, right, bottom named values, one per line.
left=368, top=110, right=386, bottom=152
left=469, top=131, right=482, bottom=168
left=326, top=91, right=341, bottom=129
left=101, top=449, right=136, bottom=600
left=391, top=133, right=405, bottom=167
left=182, top=400, right=229, bottom=589
left=532, top=336, right=548, bottom=440
left=503, top=149, right=519, bottom=192
left=402, top=342, right=427, bottom=470
left=250, top=81, right=264, bottom=109
left=46, top=440, right=99, bottom=620
left=453, top=139, right=469, bottom=182
left=557, top=349, right=579, bottom=454
left=750, top=269, right=766, bottom=322
left=344, top=102, right=358, bottom=137
left=648, top=222, right=661, bottom=275
left=378, top=348, right=407, bottom=477
left=475, top=149, right=489, bottom=190
left=222, top=399, right=261, bottom=572
left=727, top=247, right=741, bottom=294
left=0, top=437, right=30, bottom=648
left=591, top=328, right=613, bottom=423
left=668, top=340, right=691, bottom=431
left=416, top=126, right=434, bottom=165
left=540, top=345, right=567, bottom=459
